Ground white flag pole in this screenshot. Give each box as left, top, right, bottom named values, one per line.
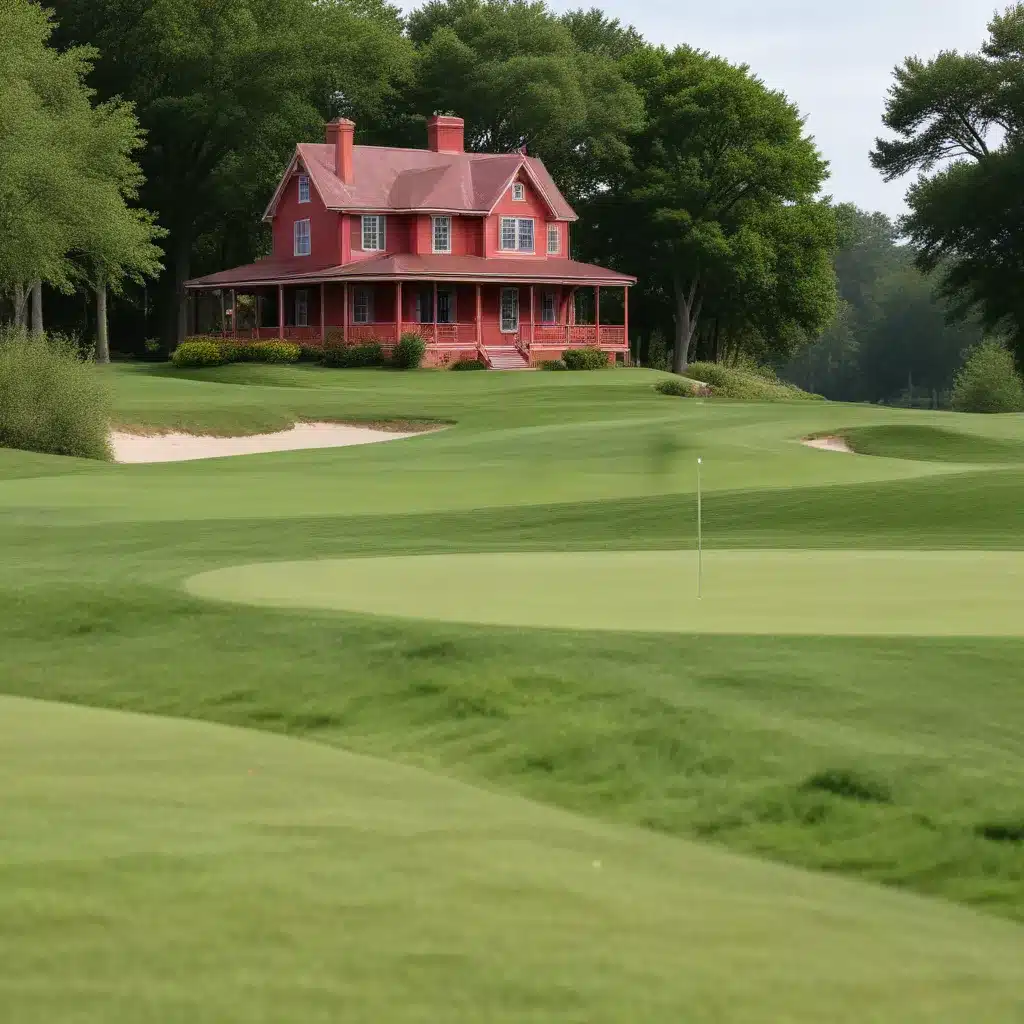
left=697, top=458, right=703, bottom=600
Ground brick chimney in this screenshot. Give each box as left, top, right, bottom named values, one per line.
left=427, top=115, right=465, bottom=154
left=325, top=118, right=355, bottom=183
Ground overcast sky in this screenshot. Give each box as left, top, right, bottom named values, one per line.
left=400, top=1, right=999, bottom=216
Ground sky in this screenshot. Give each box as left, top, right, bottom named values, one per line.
left=400, top=0, right=999, bottom=216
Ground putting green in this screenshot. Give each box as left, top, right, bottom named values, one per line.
left=187, top=549, right=1024, bottom=636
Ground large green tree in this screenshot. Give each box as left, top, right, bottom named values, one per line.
left=595, top=44, right=836, bottom=373
left=48, top=0, right=411, bottom=346
left=397, top=0, right=644, bottom=203
left=871, top=4, right=1024, bottom=364
left=0, top=0, right=162, bottom=352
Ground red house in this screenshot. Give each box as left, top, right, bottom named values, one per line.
left=185, top=115, right=634, bottom=368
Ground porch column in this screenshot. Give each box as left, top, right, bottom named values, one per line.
left=255, top=291, right=261, bottom=332
left=624, top=286, right=630, bottom=362
left=219, top=289, right=226, bottom=337
left=277, top=284, right=284, bottom=339
left=432, top=281, right=438, bottom=342
left=320, top=283, right=326, bottom=342
left=230, top=288, right=236, bottom=338
left=396, top=281, right=403, bottom=343
left=595, top=286, right=601, bottom=347
left=342, top=283, right=348, bottom=345
left=475, top=284, right=482, bottom=348
left=529, top=284, right=535, bottom=348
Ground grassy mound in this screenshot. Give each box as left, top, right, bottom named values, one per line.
left=0, top=329, right=110, bottom=460
left=843, top=424, right=1024, bottom=463
left=3, top=695, right=1022, bottom=1022
left=687, top=362, right=822, bottom=401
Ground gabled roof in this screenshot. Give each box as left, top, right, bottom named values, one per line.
left=262, top=144, right=577, bottom=223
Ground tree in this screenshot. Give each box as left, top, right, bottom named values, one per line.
left=400, top=0, right=644, bottom=203
left=871, top=4, right=1024, bottom=365
left=603, top=44, right=835, bottom=373
left=0, top=0, right=162, bottom=352
left=49, top=0, right=412, bottom=346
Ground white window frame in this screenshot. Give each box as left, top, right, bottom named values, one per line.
left=297, top=174, right=311, bottom=204
left=541, top=290, right=557, bottom=324
left=352, top=286, right=373, bottom=324
left=293, top=218, right=311, bottom=257
left=499, top=216, right=535, bottom=252
left=361, top=214, right=386, bottom=252
left=432, top=215, right=452, bottom=254
left=500, top=287, right=519, bottom=333
left=512, top=182, right=525, bottom=201
left=547, top=223, right=560, bottom=255
left=295, top=289, right=309, bottom=328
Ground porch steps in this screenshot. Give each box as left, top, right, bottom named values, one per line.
left=484, top=346, right=531, bottom=370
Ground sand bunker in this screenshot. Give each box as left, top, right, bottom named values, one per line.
left=111, top=421, right=431, bottom=464
left=802, top=435, right=854, bottom=454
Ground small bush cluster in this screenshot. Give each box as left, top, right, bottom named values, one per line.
left=172, top=337, right=301, bottom=368
left=392, top=332, right=426, bottom=370
left=655, top=378, right=710, bottom=397
left=321, top=340, right=385, bottom=368
left=562, top=346, right=610, bottom=370
left=950, top=341, right=1024, bottom=413
left=0, top=328, right=111, bottom=460
left=539, top=359, right=567, bottom=371
left=687, top=361, right=821, bottom=402
left=450, top=358, right=487, bottom=371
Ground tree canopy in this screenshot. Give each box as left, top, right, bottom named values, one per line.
left=871, top=3, right=1024, bottom=365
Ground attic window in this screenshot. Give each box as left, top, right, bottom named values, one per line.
left=298, top=175, right=310, bottom=204
left=511, top=182, right=525, bottom=201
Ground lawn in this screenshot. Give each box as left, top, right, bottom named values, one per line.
left=2, top=364, right=1023, bottom=1021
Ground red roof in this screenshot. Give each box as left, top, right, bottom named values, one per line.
left=264, top=144, right=577, bottom=222
left=187, top=254, right=634, bottom=289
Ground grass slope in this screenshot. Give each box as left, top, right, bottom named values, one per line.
left=2, top=696, right=1022, bottom=1024
left=844, top=423, right=1024, bottom=463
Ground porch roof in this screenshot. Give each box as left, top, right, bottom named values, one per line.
left=186, top=254, right=635, bottom=290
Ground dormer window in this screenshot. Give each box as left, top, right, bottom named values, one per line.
left=500, top=216, right=534, bottom=252
left=432, top=215, right=451, bottom=253
left=511, top=182, right=525, bottom=201
left=298, top=174, right=310, bottom=204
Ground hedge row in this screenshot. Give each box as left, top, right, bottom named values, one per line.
left=172, top=337, right=301, bottom=368
left=174, top=332, right=428, bottom=370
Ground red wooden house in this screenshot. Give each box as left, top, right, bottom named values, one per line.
left=185, top=115, right=634, bottom=368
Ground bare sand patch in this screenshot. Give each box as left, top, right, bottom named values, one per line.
left=802, top=435, right=854, bottom=454
left=110, top=421, right=435, bottom=464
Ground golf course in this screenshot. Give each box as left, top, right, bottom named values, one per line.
left=3, top=364, right=1024, bottom=1021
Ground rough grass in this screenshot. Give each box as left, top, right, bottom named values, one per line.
left=687, top=361, right=822, bottom=401
left=0, top=329, right=110, bottom=459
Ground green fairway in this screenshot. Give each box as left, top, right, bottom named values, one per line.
left=3, top=364, right=1024, bottom=1019
left=3, top=696, right=1023, bottom=1024
left=188, top=549, right=1024, bottom=636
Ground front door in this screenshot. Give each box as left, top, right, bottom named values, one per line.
left=500, top=287, right=519, bottom=335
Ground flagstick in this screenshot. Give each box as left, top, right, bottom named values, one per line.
left=697, top=457, right=703, bottom=600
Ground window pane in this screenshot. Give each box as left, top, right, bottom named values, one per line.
left=547, top=224, right=559, bottom=254
left=512, top=183, right=524, bottom=201
left=518, top=218, right=534, bottom=251
left=298, top=175, right=310, bottom=203
left=500, top=287, right=519, bottom=331
left=353, top=287, right=371, bottom=324
left=362, top=215, right=383, bottom=251
left=542, top=291, right=556, bottom=323
left=433, top=216, right=450, bottom=252
left=500, top=217, right=516, bottom=250
left=294, top=219, right=311, bottom=256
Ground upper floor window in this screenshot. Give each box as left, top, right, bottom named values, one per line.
left=361, top=214, right=386, bottom=252
left=293, top=218, right=311, bottom=257
left=511, top=182, right=525, bottom=201
left=500, top=216, right=534, bottom=252
left=298, top=174, right=310, bottom=204
left=432, top=215, right=451, bottom=253
left=547, top=223, right=560, bottom=255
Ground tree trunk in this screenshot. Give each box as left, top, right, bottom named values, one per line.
left=671, top=269, right=702, bottom=375
left=96, top=281, right=110, bottom=364
left=12, top=283, right=27, bottom=328
left=30, top=280, right=43, bottom=337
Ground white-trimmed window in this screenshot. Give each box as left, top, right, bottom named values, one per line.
left=547, top=223, right=560, bottom=255
left=500, top=216, right=534, bottom=252
left=298, top=174, right=310, bottom=204
left=500, top=287, right=519, bottom=333
left=541, top=290, right=556, bottom=323
left=293, top=218, right=311, bottom=257
left=352, top=287, right=373, bottom=324
left=512, top=182, right=525, bottom=201
left=361, top=214, right=386, bottom=252
left=432, top=215, right=452, bottom=253
left=295, top=289, right=309, bottom=327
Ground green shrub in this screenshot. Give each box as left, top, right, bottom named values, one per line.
left=950, top=341, right=1024, bottom=413
left=562, top=346, right=609, bottom=370
left=321, top=341, right=385, bottom=368
left=687, top=362, right=821, bottom=402
left=450, top=358, right=487, bottom=371
left=298, top=344, right=323, bottom=363
left=0, top=328, right=111, bottom=460
left=655, top=378, right=702, bottom=397
left=172, top=339, right=225, bottom=368
left=539, top=359, right=567, bottom=371
left=250, top=341, right=300, bottom=364
left=392, top=332, right=426, bottom=370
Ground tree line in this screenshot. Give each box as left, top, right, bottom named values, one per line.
left=2, top=0, right=1021, bottom=384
